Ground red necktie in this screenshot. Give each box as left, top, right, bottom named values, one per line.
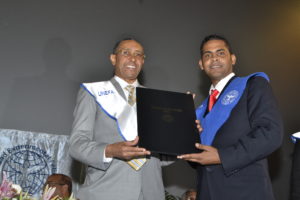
left=208, top=89, right=219, bottom=111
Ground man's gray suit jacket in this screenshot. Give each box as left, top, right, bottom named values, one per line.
left=69, top=78, right=165, bottom=200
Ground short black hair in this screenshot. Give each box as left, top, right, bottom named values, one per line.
left=200, top=34, right=233, bottom=56
left=44, top=173, right=72, bottom=195
left=112, top=37, right=143, bottom=54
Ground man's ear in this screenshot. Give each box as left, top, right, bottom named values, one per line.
left=110, top=54, right=116, bottom=66
left=198, top=59, right=204, bottom=70
left=231, top=54, right=237, bottom=65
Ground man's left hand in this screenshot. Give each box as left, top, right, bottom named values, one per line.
left=177, top=143, right=221, bottom=165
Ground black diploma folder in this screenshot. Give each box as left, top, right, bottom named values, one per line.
left=136, top=87, right=199, bottom=155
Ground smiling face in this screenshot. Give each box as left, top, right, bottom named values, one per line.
left=199, top=39, right=236, bottom=86
left=110, top=39, right=145, bottom=84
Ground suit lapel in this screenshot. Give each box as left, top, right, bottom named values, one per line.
left=110, top=77, right=127, bottom=101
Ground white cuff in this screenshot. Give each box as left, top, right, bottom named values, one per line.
left=291, top=132, right=300, bottom=143
left=103, top=147, right=113, bottom=163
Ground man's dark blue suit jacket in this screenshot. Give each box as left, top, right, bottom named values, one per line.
left=197, top=76, right=283, bottom=200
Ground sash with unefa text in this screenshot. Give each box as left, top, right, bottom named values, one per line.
left=196, top=72, right=269, bottom=145
left=81, top=81, right=137, bottom=141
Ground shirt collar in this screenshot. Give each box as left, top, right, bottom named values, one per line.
left=114, top=75, right=139, bottom=89
left=209, top=72, right=235, bottom=95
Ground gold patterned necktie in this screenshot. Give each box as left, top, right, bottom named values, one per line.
left=124, top=85, right=146, bottom=170
left=125, top=85, right=136, bottom=106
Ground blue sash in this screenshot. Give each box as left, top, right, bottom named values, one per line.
left=196, top=72, right=269, bottom=145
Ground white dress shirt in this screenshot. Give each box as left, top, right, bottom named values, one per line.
left=209, top=73, right=235, bottom=99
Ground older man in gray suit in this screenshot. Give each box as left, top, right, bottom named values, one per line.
left=69, top=38, right=167, bottom=200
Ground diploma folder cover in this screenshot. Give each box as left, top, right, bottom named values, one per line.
left=136, top=87, right=199, bottom=155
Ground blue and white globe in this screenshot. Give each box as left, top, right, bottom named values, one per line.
left=2, top=149, right=55, bottom=195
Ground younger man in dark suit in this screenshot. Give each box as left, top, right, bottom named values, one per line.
left=178, top=34, right=283, bottom=200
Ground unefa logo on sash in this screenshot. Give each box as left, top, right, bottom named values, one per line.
left=0, top=145, right=56, bottom=195
left=98, top=90, right=114, bottom=96
left=221, top=90, right=239, bottom=105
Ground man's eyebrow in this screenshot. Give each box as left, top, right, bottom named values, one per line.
left=203, top=50, right=212, bottom=54
left=203, top=49, right=225, bottom=54
left=118, top=48, right=143, bottom=52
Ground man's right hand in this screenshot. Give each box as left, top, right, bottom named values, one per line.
left=105, top=136, right=150, bottom=160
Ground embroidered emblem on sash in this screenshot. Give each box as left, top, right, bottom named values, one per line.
left=221, top=90, right=239, bottom=105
